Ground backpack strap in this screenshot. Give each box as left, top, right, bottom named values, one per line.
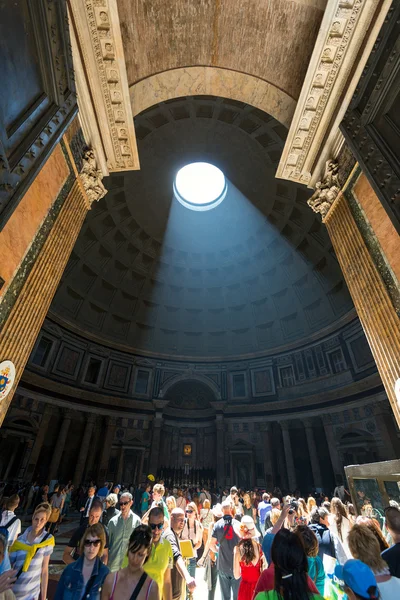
left=129, top=573, right=148, bottom=600
left=5, top=516, right=18, bottom=529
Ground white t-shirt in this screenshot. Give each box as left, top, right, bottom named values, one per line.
left=377, top=576, right=400, bottom=600
left=0, top=511, right=21, bottom=546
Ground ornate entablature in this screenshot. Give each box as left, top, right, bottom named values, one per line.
left=24, top=316, right=378, bottom=409
left=276, top=0, right=391, bottom=189
left=67, top=0, right=139, bottom=176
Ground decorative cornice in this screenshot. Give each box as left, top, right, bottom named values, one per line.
left=68, top=0, right=139, bottom=174
left=276, top=0, right=386, bottom=186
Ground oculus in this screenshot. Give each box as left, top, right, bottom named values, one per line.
left=174, top=162, right=227, bottom=211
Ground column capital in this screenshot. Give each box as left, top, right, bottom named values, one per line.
left=85, top=413, right=96, bottom=425
left=279, top=420, right=291, bottom=431
left=303, top=417, right=317, bottom=429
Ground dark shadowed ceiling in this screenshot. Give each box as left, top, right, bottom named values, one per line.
left=50, top=96, right=353, bottom=358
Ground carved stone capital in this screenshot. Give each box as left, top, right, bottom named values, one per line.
left=80, top=149, right=107, bottom=208
left=276, top=0, right=389, bottom=187
left=307, top=159, right=340, bottom=219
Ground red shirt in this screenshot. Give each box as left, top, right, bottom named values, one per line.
left=253, top=564, right=319, bottom=597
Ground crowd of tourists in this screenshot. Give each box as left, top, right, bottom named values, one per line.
left=0, top=481, right=400, bottom=600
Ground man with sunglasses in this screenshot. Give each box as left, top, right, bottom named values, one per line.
left=62, top=500, right=109, bottom=564
left=143, top=507, right=173, bottom=600
left=163, top=508, right=196, bottom=600
left=107, top=491, right=141, bottom=571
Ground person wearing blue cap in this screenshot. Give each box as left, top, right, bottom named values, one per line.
left=335, top=560, right=380, bottom=600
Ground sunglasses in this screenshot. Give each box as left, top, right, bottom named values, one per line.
left=120, top=501, right=130, bottom=506
left=84, top=539, right=101, bottom=547
left=186, top=510, right=194, bottom=514
left=149, top=523, right=164, bottom=530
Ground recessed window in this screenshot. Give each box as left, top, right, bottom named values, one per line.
left=329, top=349, right=346, bottom=374
left=31, top=337, right=53, bottom=367
left=84, top=358, right=102, bottom=384
left=135, top=369, right=149, bottom=394
left=174, top=162, right=227, bottom=211
left=280, top=366, right=295, bottom=387
left=233, top=373, right=246, bottom=397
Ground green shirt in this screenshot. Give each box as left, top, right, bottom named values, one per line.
left=108, top=511, right=141, bottom=572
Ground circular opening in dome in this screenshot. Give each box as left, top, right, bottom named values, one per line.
left=174, top=162, right=227, bottom=211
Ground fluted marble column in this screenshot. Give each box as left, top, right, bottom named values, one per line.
left=304, top=419, right=323, bottom=489
left=73, top=414, right=96, bottom=485
left=280, top=421, right=296, bottom=492
left=0, top=178, right=88, bottom=426
left=325, top=191, right=400, bottom=426
left=48, top=411, right=72, bottom=481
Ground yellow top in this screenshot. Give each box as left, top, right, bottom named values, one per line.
left=9, top=537, right=55, bottom=572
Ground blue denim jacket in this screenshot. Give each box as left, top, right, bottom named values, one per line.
left=54, top=556, right=109, bottom=600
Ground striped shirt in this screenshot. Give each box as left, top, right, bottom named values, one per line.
left=10, top=527, right=54, bottom=600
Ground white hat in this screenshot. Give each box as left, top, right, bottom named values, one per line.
left=234, top=515, right=260, bottom=539
left=212, top=503, right=224, bottom=518
left=221, top=498, right=233, bottom=509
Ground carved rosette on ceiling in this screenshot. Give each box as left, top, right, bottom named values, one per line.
left=68, top=0, right=139, bottom=175
left=276, top=0, right=386, bottom=188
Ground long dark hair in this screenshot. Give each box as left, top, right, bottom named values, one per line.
left=271, top=529, right=312, bottom=600
left=238, top=539, right=256, bottom=565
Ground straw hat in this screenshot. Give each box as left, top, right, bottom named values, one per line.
left=234, top=515, right=260, bottom=539
left=211, top=503, right=224, bottom=518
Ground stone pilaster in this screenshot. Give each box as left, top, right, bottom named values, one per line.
left=115, top=445, right=124, bottom=484
left=48, top=411, right=72, bottom=481
left=216, top=416, right=225, bottom=486
left=324, top=191, right=400, bottom=426
left=304, top=419, right=323, bottom=489
left=24, top=404, right=53, bottom=481
left=322, top=415, right=343, bottom=483
left=0, top=178, right=88, bottom=426
left=280, top=421, right=296, bottom=492
left=98, top=417, right=117, bottom=482
left=149, top=417, right=163, bottom=476
left=73, top=414, right=96, bottom=485
left=263, top=422, right=275, bottom=490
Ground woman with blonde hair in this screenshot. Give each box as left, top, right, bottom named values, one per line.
left=9, top=503, right=54, bottom=600
left=330, top=496, right=353, bottom=563
left=181, top=502, right=203, bottom=597
left=356, top=516, right=389, bottom=552
left=297, top=498, right=309, bottom=523
left=348, top=524, right=400, bottom=599
left=200, top=499, right=213, bottom=546
left=55, top=524, right=109, bottom=599
left=307, top=496, right=317, bottom=514
left=166, top=496, right=176, bottom=515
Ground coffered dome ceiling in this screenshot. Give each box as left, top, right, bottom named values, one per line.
left=50, top=96, right=353, bottom=358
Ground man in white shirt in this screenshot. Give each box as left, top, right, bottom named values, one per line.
left=0, top=495, right=21, bottom=547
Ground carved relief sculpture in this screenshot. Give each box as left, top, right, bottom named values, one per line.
left=307, top=160, right=340, bottom=218
left=80, top=149, right=107, bottom=207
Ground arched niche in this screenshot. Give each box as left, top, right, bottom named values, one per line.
left=130, top=66, right=296, bottom=128
left=160, top=373, right=221, bottom=402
